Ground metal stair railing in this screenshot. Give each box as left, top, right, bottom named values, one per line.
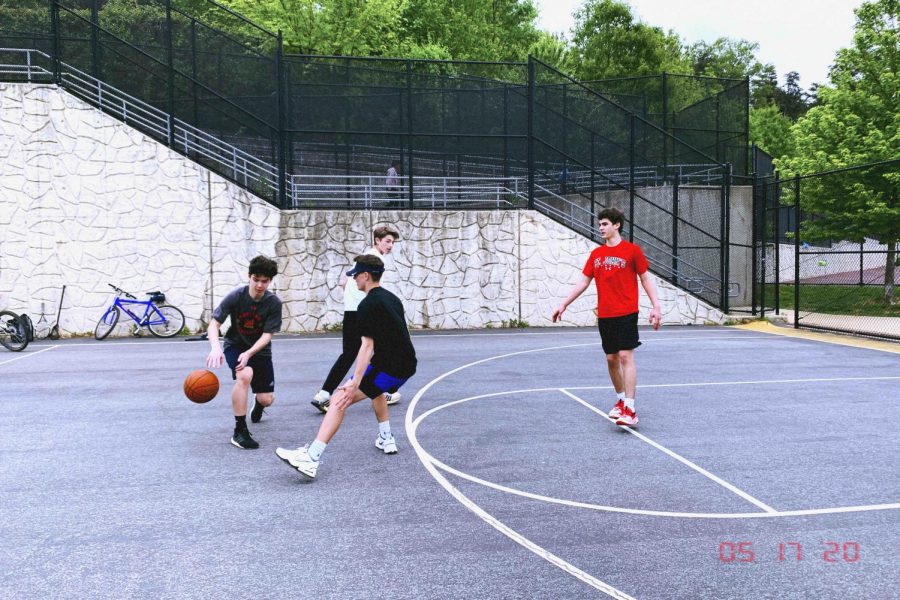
left=1, top=48, right=278, bottom=196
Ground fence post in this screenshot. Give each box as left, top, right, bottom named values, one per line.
left=590, top=131, right=595, bottom=219
left=661, top=72, right=668, bottom=175
left=750, top=170, right=758, bottom=315
left=406, top=59, right=414, bottom=208
left=90, top=0, right=101, bottom=81
left=719, top=165, right=730, bottom=311
left=628, top=114, right=635, bottom=242
left=793, top=175, right=800, bottom=328
left=503, top=85, right=509, bottom=179
left=774, top=175, right=781, bottom=312
left=859, top=241, right=864, bottom=286
left=760, top=178, right=767, bottom=319
left=50, top=0, right=61, bottom=84
left=190, top=19, right=199, bottom=137
left=164, top=0, right=175, bottom=147
left=527, top=57, right=535, bottom=210
left=672, top=179, right=679, bottom=285
left=275, top=31, right=287, bottom=208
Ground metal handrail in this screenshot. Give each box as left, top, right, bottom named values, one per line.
left=2, top=49, right=280, bottom=196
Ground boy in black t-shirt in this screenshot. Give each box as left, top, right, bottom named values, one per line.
left=276, top=254, right=416, bottom=479
left=207, top=255, right=283, bottom=449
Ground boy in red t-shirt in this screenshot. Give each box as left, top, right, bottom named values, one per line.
left=552, top=207, right=661, bottom=427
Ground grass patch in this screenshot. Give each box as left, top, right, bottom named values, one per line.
left=761, top=284, right=899, bottom=316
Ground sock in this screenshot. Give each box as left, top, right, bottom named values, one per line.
left=378, top=420, right=392, bottom=439
left=234, top=415, right=247, bottom=430
left=616, top=391, right=626, bottom=401
left=308, top=439, right=327, bottom=461
left=624, top=398, right=635, bottom=410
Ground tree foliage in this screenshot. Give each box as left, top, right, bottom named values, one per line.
left=777, top=0, right=899, bottom=301
left=569, top=0, right=684, bottom=80
left=749, top=104, right=795, bottom=160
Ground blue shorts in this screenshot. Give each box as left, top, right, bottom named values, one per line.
left=356, top=365, right=409, bottom=400
left=224, top=346, right=275, bottom=394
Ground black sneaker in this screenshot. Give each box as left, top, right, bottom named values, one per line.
left=310, top=398, right=330, bottom=414
left=250, top=398, right=265, bottom=423
left=231, top=428, right=259, bottom=449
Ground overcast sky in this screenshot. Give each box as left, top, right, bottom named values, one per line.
left=532, top=0, right=864, bottom=88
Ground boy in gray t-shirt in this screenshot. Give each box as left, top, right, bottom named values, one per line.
left=206, top=256, right=283, bottom=449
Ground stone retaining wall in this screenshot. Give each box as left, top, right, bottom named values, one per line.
left=0, top=83, right=725, bottom=337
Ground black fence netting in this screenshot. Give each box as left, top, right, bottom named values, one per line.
left=283, top=55, right=529, bottom=180
left=0, top=1, right=757, bottom=310
left=531, top=59, right=730, bottom=309
left=585, top=73, right=749, bottom=177
left=756, top=160, right=899, bottom=341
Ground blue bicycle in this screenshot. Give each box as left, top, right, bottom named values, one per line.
left=94, top=284, right=186, bottom=340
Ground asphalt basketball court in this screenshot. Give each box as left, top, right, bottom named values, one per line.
left=2, top=323, right=898, bottom=599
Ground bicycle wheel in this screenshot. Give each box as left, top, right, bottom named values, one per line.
left=94, top=306, right=120, bottom=340
left=147, top=305, right=185, bottom=338
left=0, top=311, right=28, bottom=352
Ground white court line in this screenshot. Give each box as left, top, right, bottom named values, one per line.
left=0, top=345, right=59, bottom=366
left=411, top=381, right=900, bottom=518
left=22, top=332, right=759, bottom=351
left=426, top=455, right=900, bottom=519
left=560, top=388, right=778, bottom=513
left=405, top=340, right=641, bottom=598
left=562, top=375, right=900, bottom=391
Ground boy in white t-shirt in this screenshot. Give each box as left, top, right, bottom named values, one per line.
left=311, top=226, right=401, bottom=413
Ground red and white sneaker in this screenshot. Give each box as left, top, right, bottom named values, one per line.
left=608, top=400, right=625, bottom=420
left=615, top=406, right=639, bottom=427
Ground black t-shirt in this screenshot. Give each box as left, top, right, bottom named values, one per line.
left=357, top=286, right=417, bottom=378
left=211, top=285, right=283, bottom=356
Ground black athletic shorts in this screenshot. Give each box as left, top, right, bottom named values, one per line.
left=224, top=346, right=275, bottom=394
left=356, top=365, right=409, bottom=400
left=597, top=312, right=641, bottom=354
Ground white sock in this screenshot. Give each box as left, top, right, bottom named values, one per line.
left=616, top=391, right=626, bottom=401
left=624, top=398, right=635, bottom=409
left=308, top=439, right=327, bottom=461
left=378, top=420, right=392, bottom=439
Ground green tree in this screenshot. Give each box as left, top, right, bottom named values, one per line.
left=749, top=104, right=795, bottom=160
left=528, top=31, right=574, bottom=72
left=569, top=0, right=685, bottom=81
left=777, top=0, right=899, bottom=303
left=400, top=0, right=541, bottom=62
left=219, top=0, right=406, bottom=56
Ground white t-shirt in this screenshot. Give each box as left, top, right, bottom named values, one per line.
left=343, top=247, right=385, bottom=312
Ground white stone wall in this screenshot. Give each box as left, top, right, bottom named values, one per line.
left=0, top=83, right=725, bottom=337
left=768, top=239, right=891, bottom=282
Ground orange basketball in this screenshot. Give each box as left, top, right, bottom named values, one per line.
left=184, top=369, right=219, bottom=404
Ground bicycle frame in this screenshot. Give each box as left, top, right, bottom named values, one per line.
left=112, top=297, right=169, bottom=327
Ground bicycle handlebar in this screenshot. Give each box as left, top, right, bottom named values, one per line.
left=108, top=283, right=136, bottom=299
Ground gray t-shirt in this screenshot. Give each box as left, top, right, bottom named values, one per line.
left=211, top=285, right=283, bottom=356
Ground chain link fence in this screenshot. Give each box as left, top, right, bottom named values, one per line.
left=756, top=160, right=899, bottom=341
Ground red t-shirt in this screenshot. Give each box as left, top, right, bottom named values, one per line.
left=582, top=240, right=649, bottom=318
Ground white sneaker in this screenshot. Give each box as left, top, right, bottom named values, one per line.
left=615, top=406, right=639, bottom=428
left=313, top=390, right=330, bottom=403
left=375, top=435, right=398, bottom=454
left=275, top=445, right=319, bottom=478
left=608, top=400, right=625, bottom=419
left=385, top=391, right=401, bottom=406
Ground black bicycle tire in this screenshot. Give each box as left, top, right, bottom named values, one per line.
left=0, top=310, right=28, bottom=352
left=147, top=305, right=185, bottom=338
left=48, top=324, right=60, bottom=340
left=94, top=306, right=120, bottom=340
